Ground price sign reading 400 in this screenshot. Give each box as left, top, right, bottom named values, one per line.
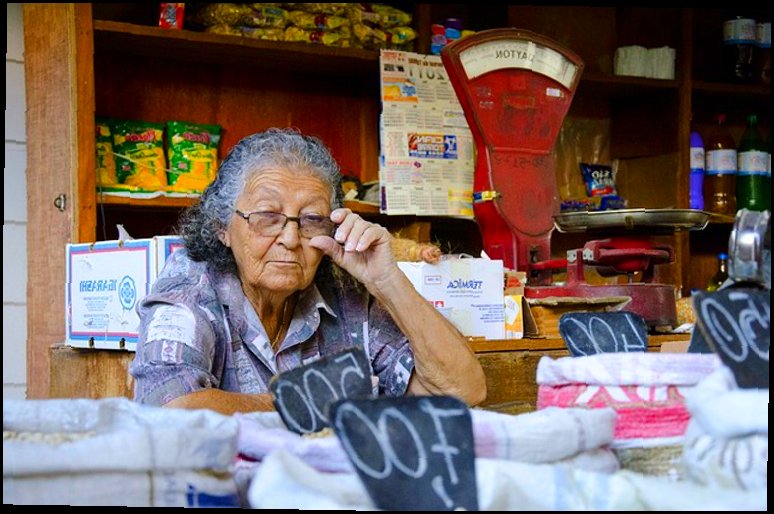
left=330, top=396, right=478, bottom=511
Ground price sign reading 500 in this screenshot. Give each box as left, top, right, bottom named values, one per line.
left=269, top=347, right=374, bottom=434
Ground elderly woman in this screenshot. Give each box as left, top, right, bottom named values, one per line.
left=130, top=128, right=486, bottom=415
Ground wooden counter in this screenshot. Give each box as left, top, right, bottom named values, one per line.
left=471, top=334, right=690, bottom=414
left=49, top=334, right=691, bottom=409
left=50, top=344, right=136, bottom=399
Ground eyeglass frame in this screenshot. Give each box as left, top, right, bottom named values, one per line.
left=234, top=209, right=336, bottom=238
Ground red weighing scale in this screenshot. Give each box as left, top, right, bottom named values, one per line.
left=441, top=29, right=710, bottom=327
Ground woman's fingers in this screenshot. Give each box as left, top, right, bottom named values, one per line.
left=330, top=208, right=388, bottom=253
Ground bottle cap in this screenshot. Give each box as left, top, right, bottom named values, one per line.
left=444, top=18, right=462, bottom=31
left=718, top=252, right=729, bottom=259
left=690, top=131, right=703, bottom=148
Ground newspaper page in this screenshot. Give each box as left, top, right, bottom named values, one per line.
left=379, top=50, right=474, bottom=217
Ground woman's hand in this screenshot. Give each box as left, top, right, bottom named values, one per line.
left=309, top=208, right=400, bottom=291
left=312, top=208, right=487, bottom=407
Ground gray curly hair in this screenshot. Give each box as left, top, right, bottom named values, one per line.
left=179, top=128, right=343, bottom=273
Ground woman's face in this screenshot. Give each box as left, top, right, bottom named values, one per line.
left=222, top=166, right=332, bottom=296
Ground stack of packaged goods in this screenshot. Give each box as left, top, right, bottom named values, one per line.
left=191, top=3, right=416, bottom=50
left=95, top=118, right=222, bottom=198
left=430, top=18, right=476, bottom=55
left=349, top=3, right=416, bottom=50
left=284, top=3, right=353, bottom=47
left=197, top=3, right=288, bottom=40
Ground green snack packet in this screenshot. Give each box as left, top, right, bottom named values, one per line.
left=166, top=121, right=222, bottom=193
left=95, top=117, right=117, bottom=186
left=112, top=120, right=167, bottom=191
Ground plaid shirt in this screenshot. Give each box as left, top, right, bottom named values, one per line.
left=130, top=249, right=414, bottom=406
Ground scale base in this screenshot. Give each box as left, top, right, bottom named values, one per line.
left=525, top=282, right=677, bottom=328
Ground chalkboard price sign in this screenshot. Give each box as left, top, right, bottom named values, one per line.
left=558, top=311, right=648, bottom=356
left=692, top=288, right=770, bottom=389
left=269, top=346, right=374, bottom=434
left=330, top=396, right=478, bottom=511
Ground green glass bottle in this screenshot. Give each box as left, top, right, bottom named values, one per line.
left=736, top=114, right=769, bottom=211
left=706, top=252, right=730, bottom=291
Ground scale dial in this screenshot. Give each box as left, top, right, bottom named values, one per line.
left=458, top=39, right=579, bottom=89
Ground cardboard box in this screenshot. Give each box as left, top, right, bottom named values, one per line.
left=65, top=236, right=182, bottom=351
left=527, top=296, right=631, bottom=339
left=398, top=258, right=505, bottom=340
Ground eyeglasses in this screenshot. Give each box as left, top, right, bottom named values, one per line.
left=235, top=209, right=336, bottom=238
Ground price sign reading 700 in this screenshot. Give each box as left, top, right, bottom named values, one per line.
left=330, top=396, right=478, bottom=511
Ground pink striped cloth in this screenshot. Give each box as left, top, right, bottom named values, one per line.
left=537, top=384, right=691, bottom=441
left=536, top=353, right=723, bottom=445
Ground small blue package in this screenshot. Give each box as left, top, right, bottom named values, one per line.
left=580, top=163, right=617, bottom=197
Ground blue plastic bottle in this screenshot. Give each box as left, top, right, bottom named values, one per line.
left=689, top=131, right=705, bottom=210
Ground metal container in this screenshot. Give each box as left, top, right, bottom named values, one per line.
left=728, top=209, right=771, bottom=289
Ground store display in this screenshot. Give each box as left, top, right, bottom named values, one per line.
left=17, top=12, right=772, bottom=512
left=736, top=114, right=769, bottom=211
left=703, top=114, right=737, bottom=216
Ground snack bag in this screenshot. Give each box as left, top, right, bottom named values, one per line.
left=580, top=163, right=617, bottom=197
left=112, top=120, right=167, bottom=191
left=95, top=118, right=117, bottom=186
left=159, top=3, right=185, bottom=29
left=287, top=11, right=349, bottom=31
left=166, top=121, right=222, bottom=194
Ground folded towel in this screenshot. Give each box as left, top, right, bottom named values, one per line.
left=536, top=353, right=721, bottom=387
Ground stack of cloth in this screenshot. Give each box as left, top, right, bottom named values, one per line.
left=536, top=352, right=722, bottom=479
left=242, top=404, right=765, bottom=510
left=236, top=406, right=620, bottom=476
left=3, top=398, right=241, bottom=507
left=681, top=365, right=768, bottom=490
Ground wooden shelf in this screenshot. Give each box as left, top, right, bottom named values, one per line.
left=97, top=193, right=382, bottom=216
left=580, top=71, right=679, bottom=94
left=97, top=193, right=198, bottom=209
left=691, top=80, right=771, bottom=116
left=93, top=20, right=380, bottom=78
left=692, top=80, right=772, bottom=97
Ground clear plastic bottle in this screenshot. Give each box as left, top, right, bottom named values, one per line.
left=736, top=114, right=769, bottom=211
left=755, top=21, right=771, bottom=85
left=723, top=15, right=757, bottom=83
left=706, top=252, right=730, bottom=291
left=689, top=131, right=705, bottom=210
left=703, top=114, right=737, bottom=216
